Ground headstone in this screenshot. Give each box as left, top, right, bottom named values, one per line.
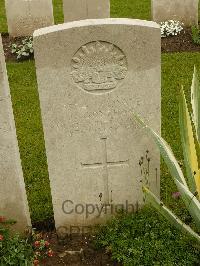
left=63, top=0, right=110, bottom=22
left=152, top=0, right=199, bottom=26
left=5, top=0, right=54, bottom=37
left=0, top=34, right=31, bottom=233
left=33, top=19, right=161, bottom=232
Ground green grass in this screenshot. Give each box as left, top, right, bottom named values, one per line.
left=95, top=206, right=200, bottom=265
left=110, top=0, right=150, bottom=20
left=53, top=0, right=64, bottom=25
left=161, top=53, right=200, bottom=207
left=7, top=61, right=53, bottom=222
left=0, top=0, right=7, bottom=33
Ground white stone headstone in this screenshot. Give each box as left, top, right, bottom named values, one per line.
left=33, top=19, right=161, bottom=233
left=63, top=0, right=110, bottom=22
left=152, top=0, right=199, bottom=26
left=5, top=0, right=54, bottom=37
left=0, top=34, right=31, bottom=233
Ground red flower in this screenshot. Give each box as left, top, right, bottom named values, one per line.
left=0, top=235, right=4, bottom=241
left=45, top=241, right=50, bottom=247
left=34, top=241, right=41, bottom=248
left=47, top=249, right=54, bottom=257
left=172, top=191, right=181, bottom=199
left=0, top=216, right=6, bottom=223
left=33, top=259, right=39, bottom=265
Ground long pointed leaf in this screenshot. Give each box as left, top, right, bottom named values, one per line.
left=143, top=186, right=200, bottom=244
left=179, top=87, right=200, bottom=196
left=175, top=179, right=200, bottom=231
left=135, top=115, right=188, bottom=187
left=191, top=66, right=200, bottom=142
left=135, top=115, right=200, bottom=229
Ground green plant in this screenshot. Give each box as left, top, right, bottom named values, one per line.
left=11, top=37, right=34, bottom=60
left=95, top=206, right=200, bottom=266
left=160, top=20, right=184, bottom=38
left=192, top=26, right=200, bottom=45
left=136, top=66, right=200, bottom=244
left=32, top=231, right=54, bottom=265
left=0, top=215, right=34, bottom=265
left=0, top=216, right=54, bottom=265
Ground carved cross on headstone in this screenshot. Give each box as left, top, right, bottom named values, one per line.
left=81, top=137, right=129, bottom=204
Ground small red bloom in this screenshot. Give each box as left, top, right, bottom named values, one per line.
left=34, top=241, right=41, bottom=248
left=0, top=216, right=6, bottom=223
left=47, top=249, right=54, bottom=257
left=172, top=191, right=181, bottom=199
left=0, top=235, right=4, bottom=241
left=45, top=241, right=50, bottom=247
left=33, top=259, right=39, bottom=265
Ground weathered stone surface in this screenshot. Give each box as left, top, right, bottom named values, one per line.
left=5, top=0, right=54, bottom=37
left=152, top=0, right=199, bottom=26
left=63, top=0, right=110, bottom=22
left=0, top=34, right=31, bottom=233
left=33, top=19, right=161, bottom=231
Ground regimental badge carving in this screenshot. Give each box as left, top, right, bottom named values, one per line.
left=71, top=41, right=128, bottom=93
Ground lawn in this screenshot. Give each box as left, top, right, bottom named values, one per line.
left=1, top=0, right=200, bottom=225
left=7, top=62, right=52, bottom=222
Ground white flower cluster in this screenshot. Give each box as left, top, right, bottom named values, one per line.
left=159, top=20, right=184, bottom=38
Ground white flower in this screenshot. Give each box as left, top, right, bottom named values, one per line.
left=159, top=20, right=184, bottom=38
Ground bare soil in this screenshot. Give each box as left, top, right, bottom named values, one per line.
left=36, top=231, right=121, bottom=266
left=161, top=27, right=200, bottom=53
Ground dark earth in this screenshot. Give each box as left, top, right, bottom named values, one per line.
left=31, top=219, right=121, bottom=266
left=161, top=27, right=200, bottom=53
left=38, top=231, right=121, bottom=266
left=3, top=26, right=200, bottom=265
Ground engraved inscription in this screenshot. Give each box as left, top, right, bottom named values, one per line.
left=81, top=138, right=129, bottom=204
left=71, top=41, right=128, bottom=93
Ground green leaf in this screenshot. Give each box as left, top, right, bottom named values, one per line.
left=135, top=114, right=200, bottom=230
left=134, top=115, right=188, bottom=187
left=191, top=66, right=200, bottom=141
left=175, top=179, right=200, bottom=231
left=143, top=186, right=200, bottom=244
left=143, top=187, right=200, bottom=243
left=179, top=87, right=199, bottom=196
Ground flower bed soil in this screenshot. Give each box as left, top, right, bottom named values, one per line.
left=161, top=27, right=200, bottom=53
left=36, top=231, right=121, bottom=266
left=2, top=27, right=200, bottom=62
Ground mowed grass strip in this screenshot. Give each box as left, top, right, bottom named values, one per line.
left=161, top=53, right=200, bottom=217
left=7, top=61, right=53, bottom=222
left=0, top=0, right=7, bottom=33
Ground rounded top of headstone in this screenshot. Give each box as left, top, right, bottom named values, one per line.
left=33, top=18, right=160, bottom=37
